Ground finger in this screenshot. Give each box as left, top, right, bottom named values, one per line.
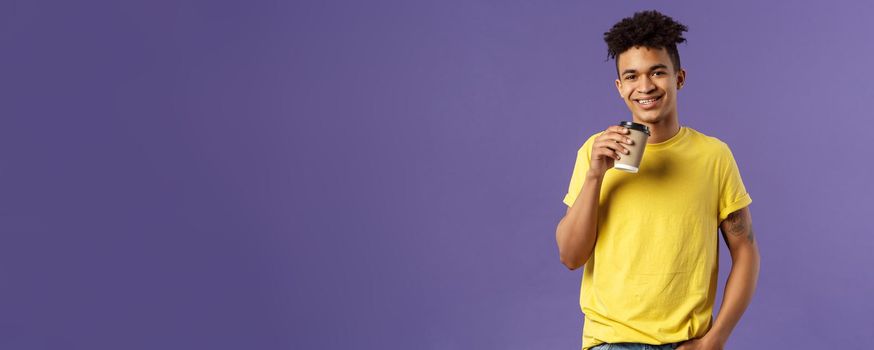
left=597, top=132, right=634, bottom=146
left=607, top=125, right=630, bottom=134
left=593, top=144, right=622, bottom=160
left=596, top=130, right=634, bottom=145
left=600, top=144, right=628, bottom=159
left=591, top=146, right=619, bottom=160
left=592, top=143, right=621, bottom=160
left=595, top=139, right=631, bottom=155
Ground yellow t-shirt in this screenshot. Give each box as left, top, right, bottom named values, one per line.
left=562, top=126, right=752, bottom=350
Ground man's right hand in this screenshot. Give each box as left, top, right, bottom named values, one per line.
left=589, top=125, right=634, bottom=177
left=558, top=125, right=633, bottom=269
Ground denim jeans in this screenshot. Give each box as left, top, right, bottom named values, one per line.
left=591, top=342, right=682, bottom=350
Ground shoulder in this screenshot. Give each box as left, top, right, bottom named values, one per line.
left=684, top=126, right=734, bottom=156
left=684, top=127, right=744, bottom=178
left=684, top=127, right=728, bottom=148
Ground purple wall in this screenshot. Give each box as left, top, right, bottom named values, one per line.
left=2, top=0, right=872, bottom=349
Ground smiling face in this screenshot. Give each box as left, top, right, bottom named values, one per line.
left=614, top=46, right=686, bottom=125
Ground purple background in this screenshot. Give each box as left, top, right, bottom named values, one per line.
left=1, top=0, right=872, bottom=349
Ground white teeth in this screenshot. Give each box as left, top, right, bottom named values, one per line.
left=637, top=97, right=659, bottom=104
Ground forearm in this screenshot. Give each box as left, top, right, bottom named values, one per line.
left=708, top=243, right=760, bottom=343
left=556, top=171, right=603, bottom=270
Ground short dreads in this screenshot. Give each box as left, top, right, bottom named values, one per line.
left=603, top=10, right=688, bottom=77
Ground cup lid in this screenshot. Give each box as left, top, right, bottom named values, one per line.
left=619, top=121, right=651, bottom=135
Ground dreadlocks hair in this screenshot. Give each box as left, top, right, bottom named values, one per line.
left=603, top=10, right=688, bottom=77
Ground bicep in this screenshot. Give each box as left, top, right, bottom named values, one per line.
left=719, top=206, right=755, bottom=249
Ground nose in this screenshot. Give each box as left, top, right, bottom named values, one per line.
left=637, top=75, right=656, bottom=94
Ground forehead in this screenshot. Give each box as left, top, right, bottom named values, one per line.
left=617, top=46, right=672, bottom=72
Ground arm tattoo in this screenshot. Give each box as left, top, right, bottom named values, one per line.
left=723, top=210, right=755, bottom=243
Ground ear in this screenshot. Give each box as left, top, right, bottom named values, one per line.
left=615, top=78, right=622, bottom=97
left=676, top=68, right=686, bottom=90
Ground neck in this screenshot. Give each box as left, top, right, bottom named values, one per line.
left=633, top=115, right=680, bottom=144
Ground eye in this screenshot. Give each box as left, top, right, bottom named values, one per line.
left=624, top=75, right=636, bottom=80
left=653, top=71, right=666, bottom=76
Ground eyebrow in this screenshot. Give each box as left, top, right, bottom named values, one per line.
left=621, top=64, right=669, bottom=76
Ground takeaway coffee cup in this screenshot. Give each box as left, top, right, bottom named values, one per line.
left=613, top=121, right=650, bottom=173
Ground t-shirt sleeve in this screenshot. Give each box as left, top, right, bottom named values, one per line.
left=717, top=143, right=752, bottom=224
left=562, top=134, right=598, bottom=208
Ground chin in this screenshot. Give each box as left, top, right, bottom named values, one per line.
left=634, top=113, right=663, bottom=124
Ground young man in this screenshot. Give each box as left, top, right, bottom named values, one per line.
left=555, top=11, right=760, bottom=350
